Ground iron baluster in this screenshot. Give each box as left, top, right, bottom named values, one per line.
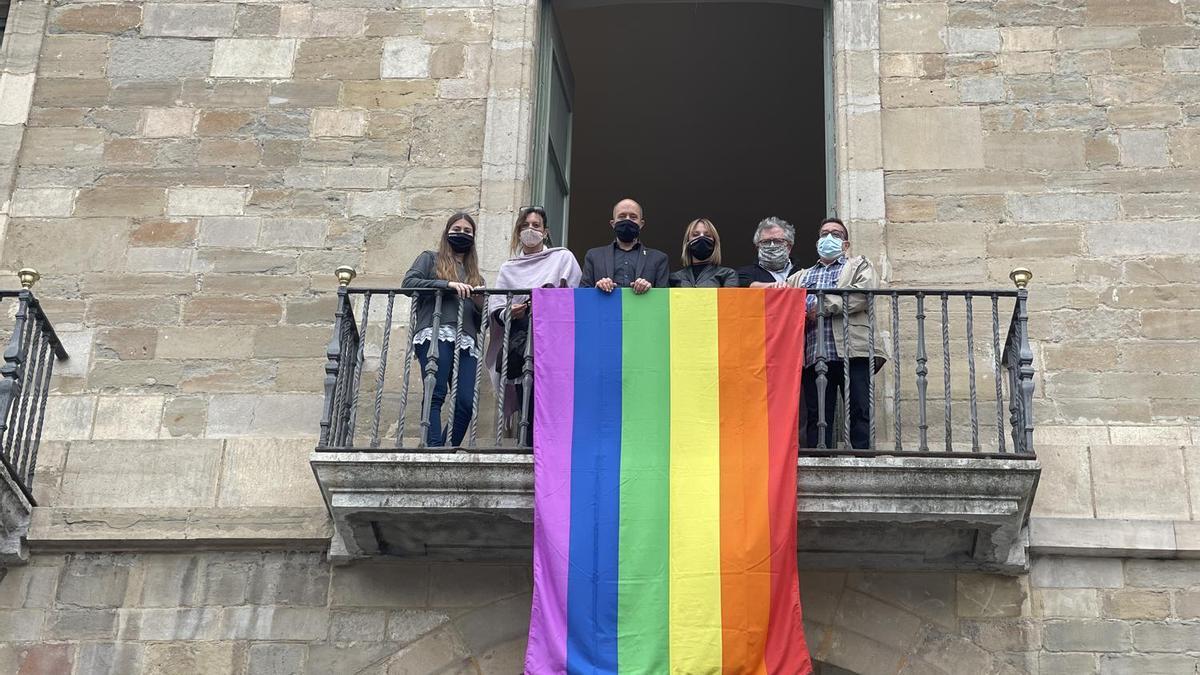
left=344, top=292, right=372, bottom=447
left=867, top=292, right=876, bottom=450
left=841, top=293, right=851, bottom=449
left=369, top=292, right=395, bottom=448
left=941, top=293, right=951, bottom=452
left=518, top=298, right=535, bottom=448
left=497, top=293, right=513, bottom=447
left=891, top=293, right=901, bottom=452
left=16, top=331, right=48, bottom=484
left=319, top=283, right=351, bottom=447
left=393, top=298, right=419, bottom=448
left=992, top=295, right=1006, bottom=453
left=419, top=293, right=444, bottom=448
left=444, top=300, right=467, bottom=447
left=965, top=294, right=980, bottom=452
left=469, top=294, right=490, bottom=448
left=1012, top=269, right=1035, bottom=455
left=26, top=323, right=55, bottom=491
left=915, top=293, right=929, bottom=452
left=814, top=291, right=828, bottom=449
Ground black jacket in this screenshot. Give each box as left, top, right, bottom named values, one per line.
left=579, top=242, right=670, bottom=289
left=737, top=262, right=794, bottom=287
left=670, top=264, right=740, bottom=288
left=402, top=250, right=483, bottom=339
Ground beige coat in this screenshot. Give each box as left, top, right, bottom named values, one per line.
left=786, top=255, right=888, bottom=370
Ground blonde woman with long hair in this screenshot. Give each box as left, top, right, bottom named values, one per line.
left=402, top=212, right=486, bottom=446
left=669, top=218, right=739, bottom=287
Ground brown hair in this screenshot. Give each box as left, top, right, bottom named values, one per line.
left=509, top=206, right=552, bottom=255
left=680, top=218, right=722, bottom=267
left=434, top=212, right=484, bottom=286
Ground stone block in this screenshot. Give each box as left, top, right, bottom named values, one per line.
left=349, top=190, right=404, bottom=217
left=957, top=575, right=1025, bottom=618
left=91, top=395, right=164, bottom=439
left=4, top=217, right=128, bottom=274
left=429, top=564, right=529, bottom=607
left=235, top=5, right=280, bottom=36
left=75, top=642, right=144, bottom=674
left=45, top=608, right=118, bottom=640
left=217, top=438, right=325, bottom=507
left=117, top=607, right=222, bottom=641
left=75, top=187, right=167, bottom=218
left=331, top=563, right=428, bottom=608
left=1029, top=446, right=1093, bottom=518
left=310, top=109, right=367, bottom=137
left=192, top=250, right=298, bottom=274
left=326, top=167, right=388, bottom=189
left=959, top=76, right=1004, bottom=103
left=50, top=4, right=143, bottom=34
left=18, top=127, right=105, bottom=166
left=58, top=440, right=222, bottom=507
left=1166, top=48, right=1200, bottom=73
left=1132, top=623, right=1200, bottom=652
left=182, top=297, right=282, bottom=325
left=155, top=327, right=252, bottom=360
left=382, top=36, right=432, bottom=78
left=211, top=39, right=297, bottom=78
left=198, top=139, right=262, bottom=166
left=878, top=4, right=940, bottom=52
left=39, top=36, right=109, bottom=79
left=947, top=28, right=1001, bottom=53
left=1142, top=310, right=1200, bottom=339
left=1091, top=446, right=1189, bottom=520
left=1044, top=619, right=1131, bottom=652
left=0, top=609, right=45, bottom=640
left=330, top=610, right=388, bottom=641
left=1100, top=654, right=1198, bottom=675
left=1126, top=560, right=1200, bottom=588
left=1006, top=193, right=1118, bottom=222
left=0, top=564, right=59, bottom=609
left=143, top=3, right=235, bottom=37
left=1034, top=589, right=1099, bottom=618
left=9, top=188, right=75, bottom=218
left=162, top=396, right=207, bottom=438
left=109, top=38, right=213, bottom=80
left=1000, top=26, right=1055, bottom=51
left=126, top=247, right=192, bottom=273
left=31, top=77, right=111, bottom=107
left=1118, top=129, right=1169, bottom=167
left=1086, top=0, right=1183, bottom=25
left=985, top=132, right=1085, bottom=169
left=205, top=394, right=320, bottom=437
left=57, top=554, right=133, bottom=608
left=294, top=39, right=381, bottom=79
left=343, top=80, right=436, bottom=108
left=143, top=642, right=241, bottom=671
left=881, top=107, right=983, bottom=170
left=140, top=108, right=196, bottom=138
left=199, top=216, right=262, bottom=248
left=168, top=188, right=247, bottom=216
left=1101, top=590, right=1170, bottom=620
left=219, top=606, right=328, bottom=640
left=247, top=643, right=305, bottom=675
left=1031, top=557, right=1124, bottom=589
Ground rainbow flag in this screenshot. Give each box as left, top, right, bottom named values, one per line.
left=525, top=287, right=812, bottom=675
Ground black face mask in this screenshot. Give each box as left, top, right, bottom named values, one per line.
left=687, top=236, right=715, bottom=261
left=447, top=232, right=474, bottom=253
left=613, top=219, right=641, bottom=243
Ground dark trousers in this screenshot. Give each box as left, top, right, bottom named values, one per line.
left=802, top=358, right=871, bottom=449
left=415, top=340, right=477, bottom=447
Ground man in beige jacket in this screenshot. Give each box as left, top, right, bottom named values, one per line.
left=785, top=217, right=887, bottom=449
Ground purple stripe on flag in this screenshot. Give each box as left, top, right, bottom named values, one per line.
left=525, top=288, right=575, bottom=674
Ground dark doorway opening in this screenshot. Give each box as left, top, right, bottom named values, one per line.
left=554, top=0, right=829, bottom=268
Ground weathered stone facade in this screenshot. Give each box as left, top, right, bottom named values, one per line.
left=1, top=0, right=1199, bottom=671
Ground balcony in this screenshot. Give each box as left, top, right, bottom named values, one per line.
left=311, top=268, right=1039, bottom=573
left=0, top=271, right=70, bottom=564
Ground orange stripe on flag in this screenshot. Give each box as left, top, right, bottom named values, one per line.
left=718, top=289, right=772, bottom=675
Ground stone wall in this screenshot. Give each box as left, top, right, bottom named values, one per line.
left=1, top=553, right=1199, bottom=674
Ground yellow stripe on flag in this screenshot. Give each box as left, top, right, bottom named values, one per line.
left=668, top=288, right=723, bottom=674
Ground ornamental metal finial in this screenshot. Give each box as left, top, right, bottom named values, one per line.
left=17, top=269, right=39, bottom=289
left=335, top=266, right=356, bottom=287
left=1009, top=267, right=1032, bottom=290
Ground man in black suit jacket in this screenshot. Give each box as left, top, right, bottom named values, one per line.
left=579, top=198, right=670, bottom=294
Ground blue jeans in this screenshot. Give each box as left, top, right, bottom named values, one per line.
left=415, top=340, right=477, bottom=447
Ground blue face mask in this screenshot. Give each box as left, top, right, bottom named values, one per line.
left=817, top=234, right=844, bottom=259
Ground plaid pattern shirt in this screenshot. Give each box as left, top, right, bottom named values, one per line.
left=797, top=256, right=846, bottom=367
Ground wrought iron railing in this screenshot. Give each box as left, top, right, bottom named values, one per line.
left=317, top=267, right=1035, bottom=459
left=0, top=270, right=70, bottom=504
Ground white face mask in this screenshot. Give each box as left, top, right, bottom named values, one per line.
left=519, top=228, right=545, bottom=248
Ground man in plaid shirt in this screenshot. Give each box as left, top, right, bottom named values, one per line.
left=786, top=218, right=884, bottom=450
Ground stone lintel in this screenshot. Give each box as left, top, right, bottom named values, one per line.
left=1030, top=517, right=1200, bottom=559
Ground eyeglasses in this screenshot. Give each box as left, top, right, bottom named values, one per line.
left=758, top=238, right=791, bottom=247
left=520, top=205, right=546, bottom=214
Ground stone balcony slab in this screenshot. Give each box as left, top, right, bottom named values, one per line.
left=311, top=452, right=1040, bottom=574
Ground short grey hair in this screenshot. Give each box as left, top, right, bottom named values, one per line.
left=753, top=216, right=795, bottom=245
